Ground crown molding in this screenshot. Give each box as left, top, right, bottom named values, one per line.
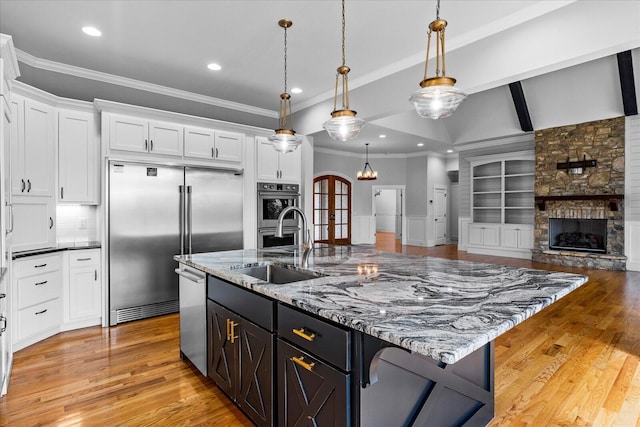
left=454, top=133, right=534, bottom=152
left=0, top=34, right=21, bottom=81
left=16, top=49, right=278, bottom=119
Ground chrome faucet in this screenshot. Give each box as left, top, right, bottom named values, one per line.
left=275, top=206, right=313, bottom=268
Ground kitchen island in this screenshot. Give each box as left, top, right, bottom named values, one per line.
left=176, top=245, right=588, bottom=426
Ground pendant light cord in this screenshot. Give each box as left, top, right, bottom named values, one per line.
left=283, top=25, right=288, bottom=94
left=341, top=0, right=346, bottom=67
left=436, top=0, right=440, bottom=20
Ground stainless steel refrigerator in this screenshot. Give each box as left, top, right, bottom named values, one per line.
left=108, top=161, right=243, bottom=326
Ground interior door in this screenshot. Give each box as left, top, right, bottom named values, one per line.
left=313, top=175, right=351, bottom=245
left=434, top=186, right=447, bottom=245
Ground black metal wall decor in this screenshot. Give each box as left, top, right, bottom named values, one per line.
left=556, top=155, right=597, bottom=172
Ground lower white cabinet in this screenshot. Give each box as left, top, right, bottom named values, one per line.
left=13, top=253, right=62, bottom=350
left=65, top=249, right=101, bottom=327
left=11, top=200, right=56, bottom=252
left=467, top=223, right=533, bottom=259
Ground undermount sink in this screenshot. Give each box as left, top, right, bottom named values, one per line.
left=237, top=264, right=324, bottom=284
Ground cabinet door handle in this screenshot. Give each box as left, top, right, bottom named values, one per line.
left=95, top=270, right=98, bottom=281
left=77, top=257, right=92, bottom=261
left=292, top=327, right=316, bottom=342
left=34, top=263, right=47, bottom=268
left=35, top=309, right=48, bottom=315
left=226, top=319, right=239, bottom=343
left=211, top=147, right=215, bottom=158
left=145, top=139, right=148, bottom=151
left=49, top=217, right=54, bottom=229
left=21, top=179, right=25, bottom=192
left=150, top=140, right=154, bottom=151
left=27, top=179, right=31, bottom=192
left=7, top=203, right=14, bottom=235
left=0, top=315, right=6, bottom=334
left=34, top=281, right=48, bottom=286
left=0, top=293, right=6, bottom=299
left=61, top=187, right=64, bottom=199
left=215, top=148, right=219, bottom=158
left=291, top=356, right=315, bottom=372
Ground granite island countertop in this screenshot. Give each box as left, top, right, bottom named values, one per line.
left=176, top=245, right=588, bottom=364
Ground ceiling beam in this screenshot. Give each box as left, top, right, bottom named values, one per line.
left=616, top=50, right=638, bottom=116
left=508, top=81, right=534, bottom=132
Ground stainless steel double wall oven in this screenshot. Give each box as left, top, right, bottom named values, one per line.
left=257, top=182, right=300, bottom=248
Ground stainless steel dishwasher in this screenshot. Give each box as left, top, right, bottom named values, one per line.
left=176, top=265, right=207, bottom=376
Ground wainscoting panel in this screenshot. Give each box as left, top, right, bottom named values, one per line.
left=458, top=217, right=472, bottom=251
left=406, top=217, right=427, bottom=246
left=352, top=215, right=375, bottom=244
left=626, top=221, right=640, bottom=271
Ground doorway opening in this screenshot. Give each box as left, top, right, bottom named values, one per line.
left=372, top=185, right=405, bottom=246
left=313, top=175, right=351, bottom=245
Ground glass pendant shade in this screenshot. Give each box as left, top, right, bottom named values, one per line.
left=410, top=2, right=467, bottom=119
left=357, top=143, right=377, bottom=181
left=269, top=19, right=302, bottom=152
left=409, top=77, right=467, bottom=119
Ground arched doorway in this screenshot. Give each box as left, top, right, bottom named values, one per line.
left=313, top=175, right=351, bottom=245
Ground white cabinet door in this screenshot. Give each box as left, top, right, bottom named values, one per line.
left=184, top=126, right=216, bottom=159
left=278, top=148, right=301, bottom=183
left=256, top=137, right=280, bottom=181
left=11, top=96, right=55, bottom=198
left=109, top=114, right=148, bottom=153
left=501, top=227, right=519, bottom=249
left=67, top=249, right=101, bottom=322
left=214, top=130, right=243, bottom=164
left=501, top=225, right=534, bottom=249
left=58, top=110, right=98, bottom=204
left=483, top=226, right=500, bottom=246
left=518, top=227, right=534, bottom=249
left=468, top=224, right=484, bottom=246
left=256, top=136, right=300, bottom=183
left=148, top=121, right=183, bottom=156
left=11, top=201, right=56, bottom=252
left=468, top=224, right=499, bottom=247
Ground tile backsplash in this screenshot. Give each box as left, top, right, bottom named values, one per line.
left=56, top=205, right=99, bottom=244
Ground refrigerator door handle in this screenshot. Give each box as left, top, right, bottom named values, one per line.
left=186, top=186, right=193, bottom=254
left=179, top=185, right=185, bottom=255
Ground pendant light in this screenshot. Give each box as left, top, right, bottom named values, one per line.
left=323, top=0, right=365, bottom=141
left=409, top=0, right=467, bottom=119
left=357, top=143, right=377, bottom=181
left=269, top=19, right=303, bottom=153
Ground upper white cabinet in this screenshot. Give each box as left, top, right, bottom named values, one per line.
left=256, top=136, right=301, bottom=183
left=109, top=114, right=183, bottom=156
left=184, top=126, right=243, bottom=165
left=10, top=95, right=55, bottom=198
left=58, top=109, right=98, bottom=204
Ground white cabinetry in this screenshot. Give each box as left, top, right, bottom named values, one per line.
left=13, top=253, right=62, bottom=351
left=109, top=114, right=183, bottom=156
left=184, top=126, right=243, bottom=164
left=58, top=109, right=98, bottom=204
left=256, top=136, right=301, bottom=183
left=11, top=201, right=56, bottom=252
left=65, top=249, right=101, bottom=328
left=10, top=95, right=55, bottom=198
left=466, top=151, right=534, bottom=259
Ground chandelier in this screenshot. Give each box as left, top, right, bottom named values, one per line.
left=268, top=19, right=303, bottom=153
left=357, top=143, right=377, bottom=181
left=409, top=0, right=467, bottom=119
left=322, top=0, right=365, bottom=141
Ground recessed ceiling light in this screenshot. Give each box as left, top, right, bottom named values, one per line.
left=417, top=143, right=424, bottom=147
left=291, top=87, right=302, bottom=94
left=207, top=63, right=222, bottom=71
left=379, top=134, right=386, bottom=138
left=447, top=149, right=454, bottom=153
left=82, top=26, right=102, bottom=37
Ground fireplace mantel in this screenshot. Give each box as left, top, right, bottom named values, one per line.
left=535, top=194, right=624, bottom=211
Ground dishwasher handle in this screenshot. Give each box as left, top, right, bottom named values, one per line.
left=175, top=268, right=205, bottom=284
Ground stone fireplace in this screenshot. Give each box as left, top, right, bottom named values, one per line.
left=532, top=117, right=626, bottom=270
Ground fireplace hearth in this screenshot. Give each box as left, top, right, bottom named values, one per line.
left=549, top=218, right=607, bottom=253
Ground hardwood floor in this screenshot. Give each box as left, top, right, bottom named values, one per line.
left=2, top=234, right=639, bottom=426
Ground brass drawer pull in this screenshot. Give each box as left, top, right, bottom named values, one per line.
left=293, top=327, right=316, bottom=342
left=291, top=356, right=315, bottom=372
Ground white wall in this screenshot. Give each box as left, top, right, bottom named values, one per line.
left=374, top=190, right=396, bottom=232
left=626, top=115, right=640, bottom=271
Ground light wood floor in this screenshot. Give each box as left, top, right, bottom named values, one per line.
left=1, top=234, right=639, bottom=426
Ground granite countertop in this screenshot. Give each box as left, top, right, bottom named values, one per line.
left=176, top=245, right=589, bottom=364
left=12, top=241, right=102, bottom=259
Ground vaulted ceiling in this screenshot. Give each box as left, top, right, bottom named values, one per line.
left=1, top=1, right=638, bottom=155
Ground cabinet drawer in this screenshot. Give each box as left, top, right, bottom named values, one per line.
left=16, top=254, right=61, bottom=277
left=69, top=249, right=100, bottom=265
left=18, top=298, right=61, bottom=341
left=207, top=276, right=275, bottom=331
left=17, top=271, right=61, bottom=309
left=278, top=304, right=351, bottom=371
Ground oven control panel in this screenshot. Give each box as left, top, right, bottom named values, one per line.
left=257, top=182, right=299, bottom=193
